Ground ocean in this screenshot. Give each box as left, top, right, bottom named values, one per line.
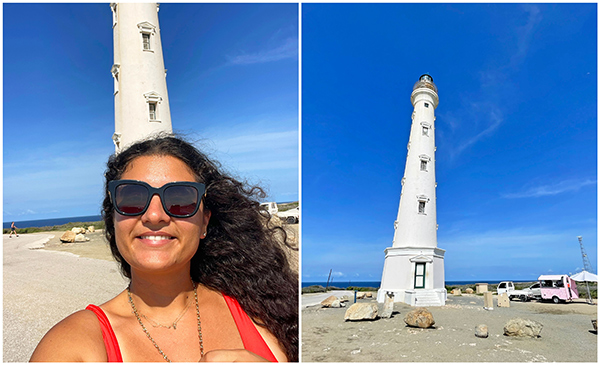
left=3, top=215, right=103, bottom=229
left=302, top=279, right=537, bottom=288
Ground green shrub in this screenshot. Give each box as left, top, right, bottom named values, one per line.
left=302, top=285, right=326, bottom=294
left=4, top=221, right=105, bottom=235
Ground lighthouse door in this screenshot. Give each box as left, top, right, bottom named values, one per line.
left=414, top=263, right=426, bottom=289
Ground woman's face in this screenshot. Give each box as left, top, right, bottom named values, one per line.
left=114, top=154, right=210, bottom=276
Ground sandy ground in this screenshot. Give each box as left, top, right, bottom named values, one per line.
left=3, top=233, right=128, bottom=362
left=302, top=292, right=598, bottom=362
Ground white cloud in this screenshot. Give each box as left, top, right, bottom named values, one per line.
left=227, top=37, right=298, bottom=65
left=502, top=179, right=596, bottom=199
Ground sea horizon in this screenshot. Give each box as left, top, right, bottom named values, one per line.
left=302, top=279, right=538, bottom=288
left=3, top=215, right=103, bottom=229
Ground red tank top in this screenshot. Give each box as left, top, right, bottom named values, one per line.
left=86, top=295, right=277, bottom=362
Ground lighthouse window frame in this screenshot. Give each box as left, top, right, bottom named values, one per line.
left=424, top=102, right=430, bottom=108
left=420, top=160, right=428, bottom=171
left=418, top=201, right=426, bottom=214
left=422, top=126, right=429, bottom=136
left=137, top=22, right=156, bottom=53
left=148, top=102, right=157, bottom=121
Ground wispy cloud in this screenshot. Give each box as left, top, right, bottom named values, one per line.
left=502, top=179, right=596, bottom=199
left=449, top=103, right=503, bottom=158
left=227, top=37, right=297, bottom=65
left=509, top=4, right=542, bottom=68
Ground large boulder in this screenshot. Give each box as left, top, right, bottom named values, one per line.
left=71, top=227, right=85, bottom=234
left=404, top=307, right=435, bottom=328
left=74, top=234, right=89, bottom=242
left=87, top=226, right=96, bottom=233
left=344, top=303, right=378, bottom=321
left=503, top=318, right=543, bottom=338
left=465, top=288, right=474, bottom=294
left=60, top=231, right=76, bottom=243
left=321, top=295, right=339, bottom=308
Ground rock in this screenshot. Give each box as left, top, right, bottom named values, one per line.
left=71, top=227, right=85, bottom=234
left=74, top=234, right=89, bottom=242
left=87, top=226, right=95, bottom=233
left=365, top=292, right=373, bottom=298
left=452, top=288, right=462, bottom=296
left=503, top=318, right=543, bottom=338
left=321, top=295, right=338, bottom=308
left=60, top=231, right=76, bottom=243
left=475, top=324, right=489, bottom=338
left=465, top=288, right=474, bottom=294
left=340, top=295, right=350, bottom=302
left=381, top=292, right=395, bottom=319
left=356, top=292, right=366, bottom=299
left=404, top=307, right=435, bottom=328
left=344, top=303, right=378, bottom=321
left=331, top=299, right=341, bottom=308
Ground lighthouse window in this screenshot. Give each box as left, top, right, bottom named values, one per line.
left=418, top=201, right=426, bottom=214
left=148, top=102, right=157, bottom=121
left=142, top=33, right=151, bottom=50
left=424, top=103, right=429, bottom=108
left=420, top=160, right=428, bottom=171
left=422, top=126, right=429, bottom=136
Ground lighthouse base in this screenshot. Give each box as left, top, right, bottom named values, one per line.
left=377, top=246, right=446, bottom=306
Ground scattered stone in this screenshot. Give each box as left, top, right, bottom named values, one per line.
left=344, top=303, right=378, bottom=321
left=503, top=318, right=543, bottom=338
left=71, top=227, right=85, bottom=234
left=498, top=293, right=510, bottom=307
left=60, top=231, right=76, bottom=243
left=452, top=288, right=462, bottom=296
left=340, top=295, right=350, bottom=302
left=465, top=288, right=474, bottom=294
left=74, top=234, right=89, bottom=242
left=365, top=292, right=373, bottom=298
left=350, top=349, right=361, bottom=355
left=321, top=295, right=338, bottom=308
left=475, top=324, right=489, bottom=338
left=356, top=292, right=366, bottom=299
left=404, top=307, right=435, bottom=328
left=87, top=226, right=95, bottom=233
left=381, top=292, right=395, bottom=319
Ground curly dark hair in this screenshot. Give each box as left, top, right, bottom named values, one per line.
left=102, top=134, right=298, bottom=361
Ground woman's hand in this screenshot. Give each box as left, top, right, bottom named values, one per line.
left=200, top=349, right=270, bottom=362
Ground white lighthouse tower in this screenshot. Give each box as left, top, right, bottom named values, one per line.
left=110, top=3, right=173, bottom=152
left=377, top=74, right=446, bottom=306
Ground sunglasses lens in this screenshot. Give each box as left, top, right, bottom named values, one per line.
left=115, top=184, right=148, bottom=214
left=164, top=185, right=199, bottom=217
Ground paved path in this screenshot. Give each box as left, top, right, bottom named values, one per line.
left=3, top=234, right=129, bottom=362
left=302, top=290, right=355, bottom=308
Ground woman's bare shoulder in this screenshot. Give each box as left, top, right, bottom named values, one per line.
left=30, top=308, right=108, bottom=362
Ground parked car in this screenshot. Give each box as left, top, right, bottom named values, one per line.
left=259, top=202, right=278, bottom=216
left=497, top=281, right=515, bottom=296
left=538, top=275, right=578, bottom=303
left=508, top=282, right=542, bottom=302
left=277, top=207, right=299, bottom=224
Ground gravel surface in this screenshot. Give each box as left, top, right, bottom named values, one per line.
left=302, top=293, right=598, bottom=362
left=3, top=233, right=128, bottom=362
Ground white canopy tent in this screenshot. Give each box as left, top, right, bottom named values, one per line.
left=571, top=270, right=598, bottom=282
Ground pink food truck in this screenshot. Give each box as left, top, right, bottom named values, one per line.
left=538, top=275, right=578, bottom=303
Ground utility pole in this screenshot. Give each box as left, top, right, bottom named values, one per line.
left=577, top=236, right=593, bottom=304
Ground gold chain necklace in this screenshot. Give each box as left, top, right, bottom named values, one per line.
left=127, top=282, right=204, bottom=362
left=140, top=300, right=190, bottom=330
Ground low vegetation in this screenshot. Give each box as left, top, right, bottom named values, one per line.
left=3, top=221, right=105, bottom=235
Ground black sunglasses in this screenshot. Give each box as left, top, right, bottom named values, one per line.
left=108, top=180, right=206, bottom=218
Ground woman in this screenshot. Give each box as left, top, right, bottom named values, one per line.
left=30, top=135, right=298, bottom=362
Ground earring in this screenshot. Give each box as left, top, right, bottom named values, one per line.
left=202, top=232, right=207, bottom=238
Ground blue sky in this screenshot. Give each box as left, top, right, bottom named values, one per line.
left=302, top=3, right=597, bottom=282
left=3, top=3, right=299, bottom=223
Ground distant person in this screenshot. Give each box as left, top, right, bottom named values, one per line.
left=9, top=222, right=18, bottom=238
left=30, top=134, right=298, bottom=362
